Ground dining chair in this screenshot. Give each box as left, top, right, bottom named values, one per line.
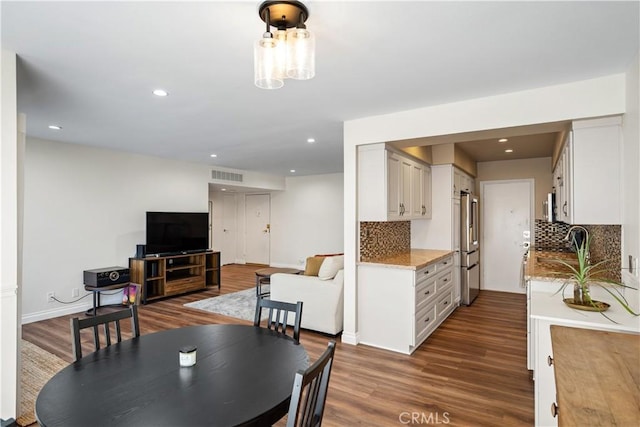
left=70, top=305, right=140, bottom=361
left=286, top=340, right=337, bottom=427
left=254, top=298, right=303, bottom=344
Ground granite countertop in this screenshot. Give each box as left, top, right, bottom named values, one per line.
left=526, top=247, right=620, bottom=283
left=358, top=249, right=454, bottom=270
left=525, top=248, right=577, bottom=282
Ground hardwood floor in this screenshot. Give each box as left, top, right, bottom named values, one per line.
left=22, top=264, right=534, bottom=426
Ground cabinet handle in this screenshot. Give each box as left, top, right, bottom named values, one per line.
left=547, top=355, right=554, bottom=366
left=424, top=270, right=430, bottom=275
left=551, top=403, right=559, bottom=418
left=563, top=202, right=567, bottom=215
left=425, top=290, right=430, bottom=295
left=425, top=317, right=430, bottom=323
left=444, top=301, right=448, bottom=305
left=443, top=278, right=448, bottom=282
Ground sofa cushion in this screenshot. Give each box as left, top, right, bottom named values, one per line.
left=318, top=255, right=344, bottom=280
left=304, top=256, right=325, bottom=276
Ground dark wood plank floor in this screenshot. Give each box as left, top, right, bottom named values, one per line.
left=22, top=264, right=534, bottom=426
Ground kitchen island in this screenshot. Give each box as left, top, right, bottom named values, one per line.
left=358, top=249, right=456, bottom=354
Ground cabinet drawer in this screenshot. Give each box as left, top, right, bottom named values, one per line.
left=415, top=302, right=437, bottom=341
left=416, top=279, right=436, bottom=309
left=436, top=289, right=454, bottom=317
left=436, top=269, right=453, bottom=290
left=436, top=256, right=454, bottom=271
left=416, top=263, right=437, bottom=281
left=165, top=276, right=204, bottom=295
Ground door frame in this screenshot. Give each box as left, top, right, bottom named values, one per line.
left=244, top=193, right=271, bottom=265
left=479, top=178, right=534, bottom=292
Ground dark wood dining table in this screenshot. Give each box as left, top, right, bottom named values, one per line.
left=35, top=324, right=309, bottom=427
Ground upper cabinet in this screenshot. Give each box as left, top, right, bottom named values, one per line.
left=358, top=143, right=432, bottom=221
left=453, top=167, right=475, bottom=199
left=553, top=116, right=622, bottom=225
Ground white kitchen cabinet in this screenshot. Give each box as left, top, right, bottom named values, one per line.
left=358, top=143, right=432, bottom=221
left=553, top=116, right=622, bottom=225
left=358, top=254, right=455, bottom=354
left=453, top=167, right=474, bottom=199
left=422, top=166, right=433, bottom=219
left=412, top=162, right=432, bottom=218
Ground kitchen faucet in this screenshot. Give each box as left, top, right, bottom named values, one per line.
left=563, top=225, right=590, bottom=262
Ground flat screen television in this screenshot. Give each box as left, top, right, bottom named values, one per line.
left=146, top=212, right=209, bottom=256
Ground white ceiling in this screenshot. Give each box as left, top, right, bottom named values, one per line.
left=2, top=1, right=638, bottom=176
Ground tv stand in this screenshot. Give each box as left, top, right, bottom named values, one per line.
left=129, top=251, right=220, bottom=303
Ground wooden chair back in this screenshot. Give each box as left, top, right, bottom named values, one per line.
left=70, top=305, right=140, bottom=361
left=254, top=298, right=303, bottom=344
left=286, top=340, right=337, bottom=427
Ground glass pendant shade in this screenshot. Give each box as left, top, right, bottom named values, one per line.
left=254, top=35, right=284, bottom=89
left=286, top=28, right=315, bottom=80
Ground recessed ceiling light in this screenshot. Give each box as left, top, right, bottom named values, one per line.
left=221, top=188, right=226, bottom=191
left=152, top=89, right=168, bottom=97
left=505, top=149, right=514, bottom=153
left=307, top=138, right=316, bottom=144
left=210, top=154, right=217, bottom=158
left=48, top=125, right=62, bottom=130
left=499, top=138, right=508, bottom=143
left=290, top=169, right=296, bottom=173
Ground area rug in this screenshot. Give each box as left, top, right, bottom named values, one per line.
left=17, top=340, right=69, bottom=426
left=184, top=287, right=269, bottom=322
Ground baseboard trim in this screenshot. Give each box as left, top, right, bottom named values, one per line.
left=340, top=330, right=359, bottom=346
left=22, top=301, right=92, bottom=324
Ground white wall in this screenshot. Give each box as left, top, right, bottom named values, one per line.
left=1, top=49, right=19, bottom=422
left=622, top=53, right=640, bottom=303
left=345, top=74, right=628, bottom=345
left=210, top=173, right=344, bottom=270
left=22, top=138, right=211, bottom=323
left=271, top=174, right=344, bottom=268
left=476, top=157, right=552, bottom=220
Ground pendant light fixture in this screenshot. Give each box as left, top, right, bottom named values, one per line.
left=254, top=1, right=315, bottom=89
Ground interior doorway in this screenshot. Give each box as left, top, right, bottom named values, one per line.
left=245, top=194, right=270, bottom=265
left=480, top=179, right=533, bottom=294
left=220, top=193, right=238, bottom=266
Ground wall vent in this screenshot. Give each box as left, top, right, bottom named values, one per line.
left=211, top=169, right=243, bottom=182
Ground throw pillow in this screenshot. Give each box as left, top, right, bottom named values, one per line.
left=304, top=256, right=325, bottom=276
left=318, top=255, right=344, bottom=280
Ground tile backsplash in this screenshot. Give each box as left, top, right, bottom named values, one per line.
left=534, top=219, right=621, bottom=280
left=360, top=221, right=410, bottom=261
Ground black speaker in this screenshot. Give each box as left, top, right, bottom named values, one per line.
left=136, top=244, right=146, bottom=258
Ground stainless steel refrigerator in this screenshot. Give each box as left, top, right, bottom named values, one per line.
left=461, top=192, right=480, bottom=305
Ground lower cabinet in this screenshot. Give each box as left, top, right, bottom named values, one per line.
left=358, top=255, right=456, bottom=354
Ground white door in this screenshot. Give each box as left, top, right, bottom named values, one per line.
left=481, top=180, right=533, bottom=294
left=245, top=194, right=270, bottom=265
left=220, top=193, right=237, bottom=265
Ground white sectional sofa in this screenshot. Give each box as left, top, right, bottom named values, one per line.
left=269, top=269, right=344, bottom=335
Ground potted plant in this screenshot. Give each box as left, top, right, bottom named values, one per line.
left=553, top=235, right=639, bottom=321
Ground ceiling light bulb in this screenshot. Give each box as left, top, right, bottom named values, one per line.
left=152, top=89, right=168, bottom=97
left=290, top=169, right=296, bottom=173
left=210, top=154, right=217, bottom=158
left=505, top=149, right=514, bottom=153
left=48, top=125, right=62, bottom=130
left=221, top=188, right=226, bottom=191
left=307, top=138, right=315, bottom=143
left=498, top=138, right=508, bottom=143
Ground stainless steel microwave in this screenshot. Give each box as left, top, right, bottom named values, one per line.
left=542, top=192, right=556, bottom=222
